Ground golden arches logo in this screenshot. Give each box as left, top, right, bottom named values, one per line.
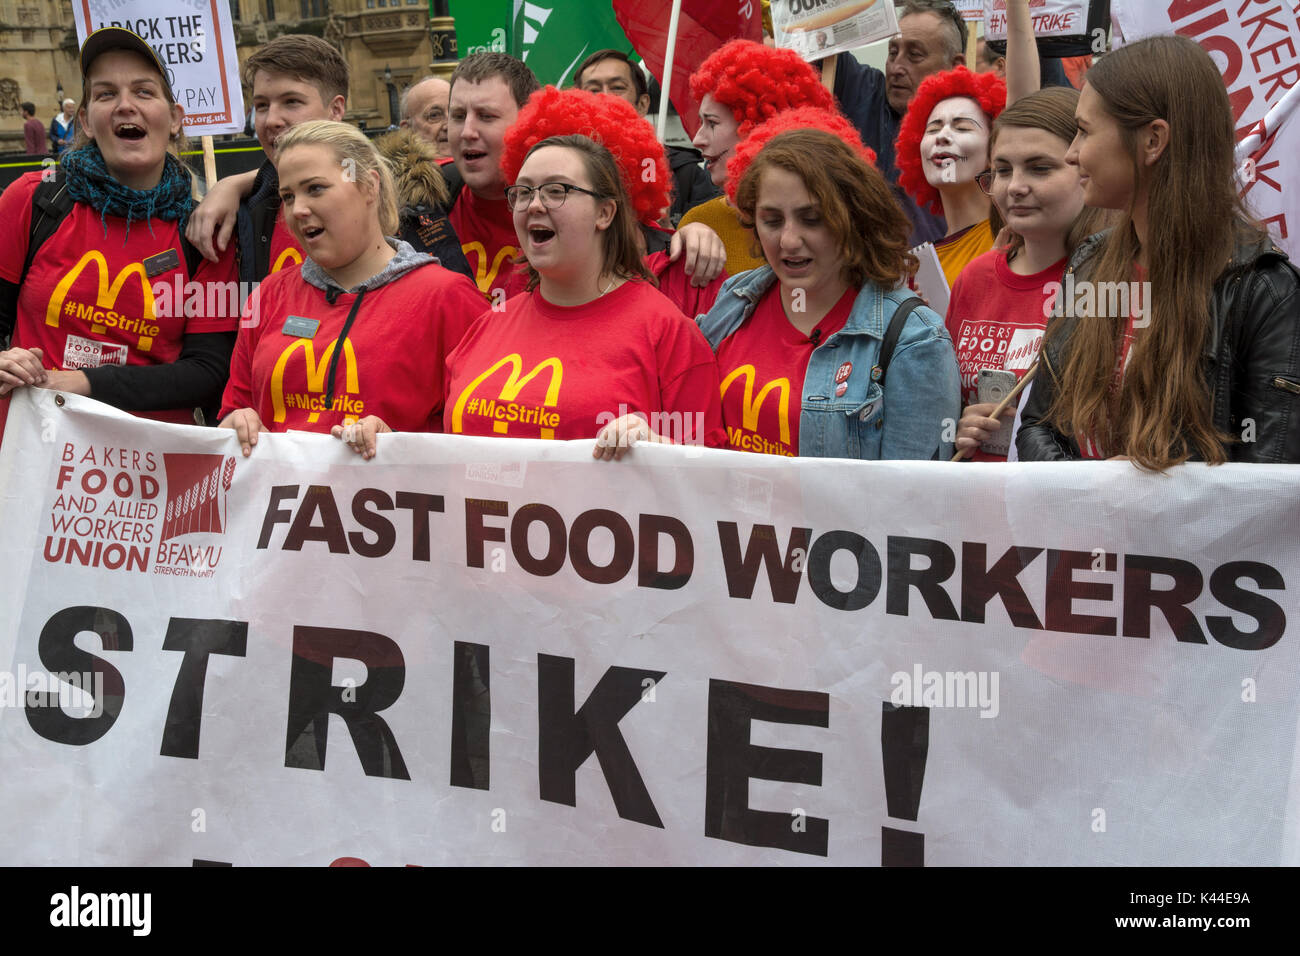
left=272, top=247, right=304, bottom=273
left=721, top=365, right=792, bottom=446
left=451, top=353, right=563, bottom=439
left=461, top=240, right=518, bottom=293
left=269, top=337, right=360, bottom=424
left=45, top=251, right=154, bottom=332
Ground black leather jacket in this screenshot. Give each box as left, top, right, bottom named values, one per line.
left=1017, top=229, right=1300, bottom=463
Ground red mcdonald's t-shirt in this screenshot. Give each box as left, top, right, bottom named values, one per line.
left=444, top=279, right=725, bottom=446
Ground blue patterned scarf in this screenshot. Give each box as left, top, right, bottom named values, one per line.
left=62, top=142, right=194, bottom=237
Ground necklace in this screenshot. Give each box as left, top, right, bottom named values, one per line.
left=598, top=274, right=619, bottom=297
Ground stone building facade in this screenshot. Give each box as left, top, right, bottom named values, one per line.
left=1, top=0, right=442, bottom=152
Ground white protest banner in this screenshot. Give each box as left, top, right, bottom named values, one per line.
left=984, top=0, right=1088, bottom=40
left=1112, top=0, right=1300, bottom=258
left=772, top=0, right=899, bottom=63
left=954, top=0, right=984, bottom=22
left=2, top=389, right=1299, bottom=866
left=71, top=0, right=244, bottom=136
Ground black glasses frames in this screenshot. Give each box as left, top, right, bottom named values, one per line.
left=504, top=182, right=607, bottom=212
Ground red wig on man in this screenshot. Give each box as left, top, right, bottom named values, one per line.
left=724, top=106, right=877, bottom=205
left=501, top=85, right=671, bottom=226
left=894, top=67, right=1007, bottom=215
left=689, top=39, right=834, bottom=138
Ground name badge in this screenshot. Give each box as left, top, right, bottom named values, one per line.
left=282, top=316, right=320, bottom=338
left=142, top=248, right=181, bottom=277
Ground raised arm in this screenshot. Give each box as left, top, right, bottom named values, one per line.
left=1005, top=0, right=1041, bottom=105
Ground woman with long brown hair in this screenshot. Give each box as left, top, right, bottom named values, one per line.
left=1017, top=35, right=1300, bottom=465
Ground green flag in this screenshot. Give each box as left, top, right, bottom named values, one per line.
left=511, top=1, right=634, bottom=87
left=449, top=0, right=513, bottom=57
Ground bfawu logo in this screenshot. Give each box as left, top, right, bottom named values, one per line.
left=153, top=454, right=235, bottom=578
left=160, top=454, right=235, bottom=543
left=49, top=886, right=151, bottom=936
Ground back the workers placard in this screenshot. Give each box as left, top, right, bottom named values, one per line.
left=73, top=0, right=244, bottom=136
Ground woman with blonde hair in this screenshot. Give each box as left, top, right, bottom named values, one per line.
left=1017, top=35, right=1300, bottom=465
left=220, top=119, right=485, bottom=458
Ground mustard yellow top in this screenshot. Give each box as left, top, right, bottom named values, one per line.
left=678, top=196, right=766, bottom=277
left=935, top=219, right=995, bottom=290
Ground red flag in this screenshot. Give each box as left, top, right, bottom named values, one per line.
left=614, top=0, right=763, bottom=138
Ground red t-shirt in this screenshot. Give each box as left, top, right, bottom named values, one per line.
left=220, top=260, right=484, bottom=433
left=449, top=187, right=520, bottom=299
left=0, top=171, right=239, bottom=425
left=645, top=250, right=728, bottom=320
left=444, top=279, right=726, bottom=446
left=946, top=248, right=1064, bottom=461
left=715, top=284, right=855, bottom=457
left=267, top=215, right=305, bottom=277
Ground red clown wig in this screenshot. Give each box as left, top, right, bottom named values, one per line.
left=894, top=67, right=1007, bottom=215
left=725, top=106, right=877, bottom=205
left=501, top=85, right=671, bottom=226
left=689, top=39, right=834, bottom=137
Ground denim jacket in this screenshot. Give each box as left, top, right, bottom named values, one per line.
left=698, top=267, right=960, bottom=460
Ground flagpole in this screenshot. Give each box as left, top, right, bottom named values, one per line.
left=656, top=0, right=684, bottom=142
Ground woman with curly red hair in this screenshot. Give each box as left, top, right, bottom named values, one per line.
left=698, top=117, right=960, bottom=461
left=499, top=86, right=728, bottom=316
left=895, top=67, right=1006, bottom=290
left=444, top=133, right=725, bottom=459
left=680, top=39, right=834, bottom=276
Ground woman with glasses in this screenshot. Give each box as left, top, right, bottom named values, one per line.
left=443, top=134, right=725, bottom=459
left=219, top=120, right=485, bottom=459
left=500, top=86, right=729, bottom=319
left=895, top=67, right=1006, bottom=290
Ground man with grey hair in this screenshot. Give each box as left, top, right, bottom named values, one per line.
left=400, top=76, right=452, bottom=161
left=832, top=0, right=968, bottom=246
left=50, top=98, right=77, bottom=156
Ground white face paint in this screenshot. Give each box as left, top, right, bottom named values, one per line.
left=920, top=96, right=990, bottom=190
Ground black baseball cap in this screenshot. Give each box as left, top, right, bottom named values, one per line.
left=79, top=27, right=172, bottom=94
